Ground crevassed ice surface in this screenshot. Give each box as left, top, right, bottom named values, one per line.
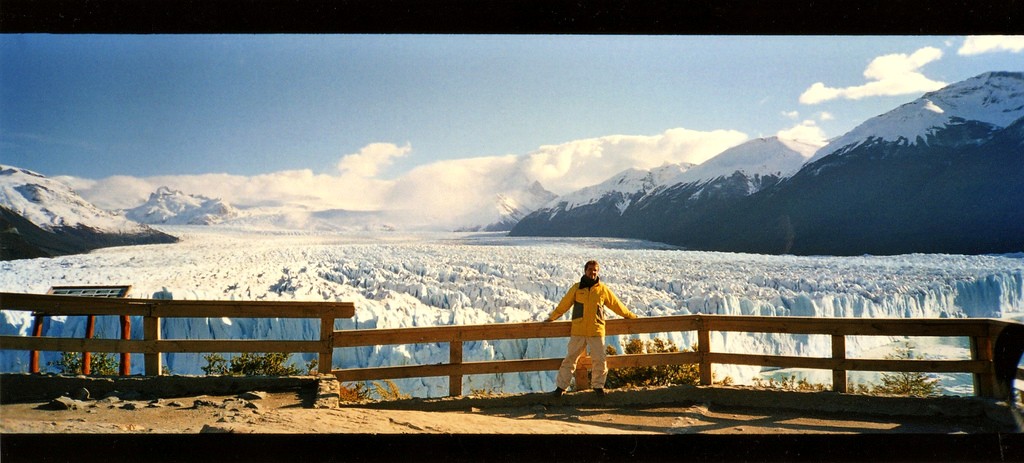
left=2, top=226, right=1022, bottom=397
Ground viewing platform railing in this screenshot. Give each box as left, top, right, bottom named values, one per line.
left=2, top=291, right=1022, bottom=401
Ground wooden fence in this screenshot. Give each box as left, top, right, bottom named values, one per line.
left=0, top=292, right=353, bottom=376
left=1, top=291, right=1022, bottom=401
left=330, top=314, right=1022, bottom=399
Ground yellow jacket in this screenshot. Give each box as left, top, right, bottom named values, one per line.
left=547, top=281, right=637, bottom=337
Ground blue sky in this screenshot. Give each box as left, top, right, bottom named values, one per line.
left=1, top=35, right=1022, bottom=218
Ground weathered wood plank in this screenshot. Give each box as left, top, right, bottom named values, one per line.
left=606, top=351, right=698, bottom=368
left=449, top=340, right=463, bottom=396
left=152, top=339, right=324, bottom=354
left=704, top=315, right=992, bottom=337
left=332, top=321, right=572, bottom=347
left=333, top=358, right=566, bottom=382
left=0, top=336, right=323, bottom=354
left=149, top=301, right=354, bottom=319
left=698, top=324, right=712, bottom=386
left=144, top=316, right=161, bottom=376
left=0, top=292, right=355, bottom=319
left=1, top=336, right=148, bottom=353
left=709, top=352, right=989, bottom=374
left=319, top=316, right=335, bottom=376
left=832, top=334, right=847, bottom=393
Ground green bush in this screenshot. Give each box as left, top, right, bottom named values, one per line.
left=48, top=351, right=118, bottom=376
left=870, top=343, right=940, bottom=397
left=752, top=375, right=828, bottom=392
left=605, top=338, right=731, bottom=389
left=752, top=343, right=940, bottom=397
left=201, top=352, right=302, bottom=376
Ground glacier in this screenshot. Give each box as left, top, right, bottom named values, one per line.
left=1, top=226, right=1022, bottom=398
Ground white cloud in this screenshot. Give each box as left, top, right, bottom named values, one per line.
left=56, top=175, right=155, bottom=210
left=817, top=111, right=835, bottom=121
left=64, top=129, right=749, bottom=228
left=384, top=155, right=526, bottom=228
left=799, top=47, right=947, bottom=104
left=958, top=35, right=1024, bottom=55
left=65, top=169, right=395, bottom=212
left=782, top=110, right=800, bottom=119
left=776, top=120, right=828, bottom=144
left=336, top=142, right=411, bottom=178
left=518, top=128, right=748, bottom=194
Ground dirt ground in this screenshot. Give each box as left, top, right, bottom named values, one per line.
left=2, top=379, right=1022, bottom=462
left=0, top=385, right=1015, bottom=435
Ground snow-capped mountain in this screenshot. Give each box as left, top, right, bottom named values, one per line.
left=553, top=163, right=695, bottom=213
left=467, top=181, right=557, bottom=232
left=513, top=71, right=1024, bottom=256
left=125, top=186, right=237, bottom=225
left=449, top=179, right=557, bottom=232
left=809, top=71, right=1024, bottom=164
left=711, top=71, right=1024, bottom=256
left=511, top=136, right=814, bottom=238
left=0, top=165, right=178, bottom=260
left=684, top=136, right=820, bottom=182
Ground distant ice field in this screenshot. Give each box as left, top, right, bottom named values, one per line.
left=2, top=226, right=1022, bottom=397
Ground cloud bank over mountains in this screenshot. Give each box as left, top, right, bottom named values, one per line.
left=59, top=127, right=750, bottom=227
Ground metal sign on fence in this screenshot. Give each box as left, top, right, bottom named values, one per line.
left=47, top=285, right=132, bottom=298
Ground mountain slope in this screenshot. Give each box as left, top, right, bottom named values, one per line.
left=511, top=136, right=814, bottom=238
left=0, top=165, right=178, bottom=260
left=690, top=117, right=1024, bottom=255
left=125, top=187, right=237, bottom=225
left=511, top=163, right=694, bottom=237
left=457, top=181, right=557, bottom=232
left=808, top=71, right=1024, bottom=164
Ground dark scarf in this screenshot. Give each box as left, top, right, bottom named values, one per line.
left=579, top=275, right=600, bottom=289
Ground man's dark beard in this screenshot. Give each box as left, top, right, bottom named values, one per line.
left=579, top=275, right=599, bottom=289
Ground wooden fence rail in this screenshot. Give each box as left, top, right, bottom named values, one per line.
left=1, top=291, right=1022, bottom=401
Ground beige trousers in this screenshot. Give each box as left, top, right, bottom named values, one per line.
left=555, top=335, right=608, bottom=390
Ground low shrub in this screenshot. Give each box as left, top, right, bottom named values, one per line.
left=605, top=337, right=732, bottom=389
left=48, top=351, right=118, bottom=376
left=201, top=352, right=302, bottom=376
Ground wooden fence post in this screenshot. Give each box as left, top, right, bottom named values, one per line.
left=319, top=314, right=334, bottom=376
left=832, top=334, right=847, bottom=393
left=697, top=316, right=712, bottom=386
left=449, top=340, right=463, bottom=396
left=143, top=314, right=161, bottom=376
left=119, top=315, right=131, bottom=375
left=971, top=335, right=996, bottom=398
left=575, top=355, right=591, bottom=391
left=29, top=314, right=44, bottom=374
left=83, top=315, right=96, bottom=375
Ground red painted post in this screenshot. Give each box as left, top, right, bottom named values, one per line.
left=120, top=315, right=131, bottom=376
left=29, top=314, right=44, bottom=373
left=83, top=315, right=96, bottom=375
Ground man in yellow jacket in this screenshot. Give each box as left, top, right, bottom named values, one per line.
left=545, top=260, right=638, bottom=396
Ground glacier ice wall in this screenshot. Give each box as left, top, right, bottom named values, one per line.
left=2, top=227, right=1022, bottom=397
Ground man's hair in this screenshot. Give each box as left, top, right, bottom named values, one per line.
left=584, top=260, right=599, bottom=271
